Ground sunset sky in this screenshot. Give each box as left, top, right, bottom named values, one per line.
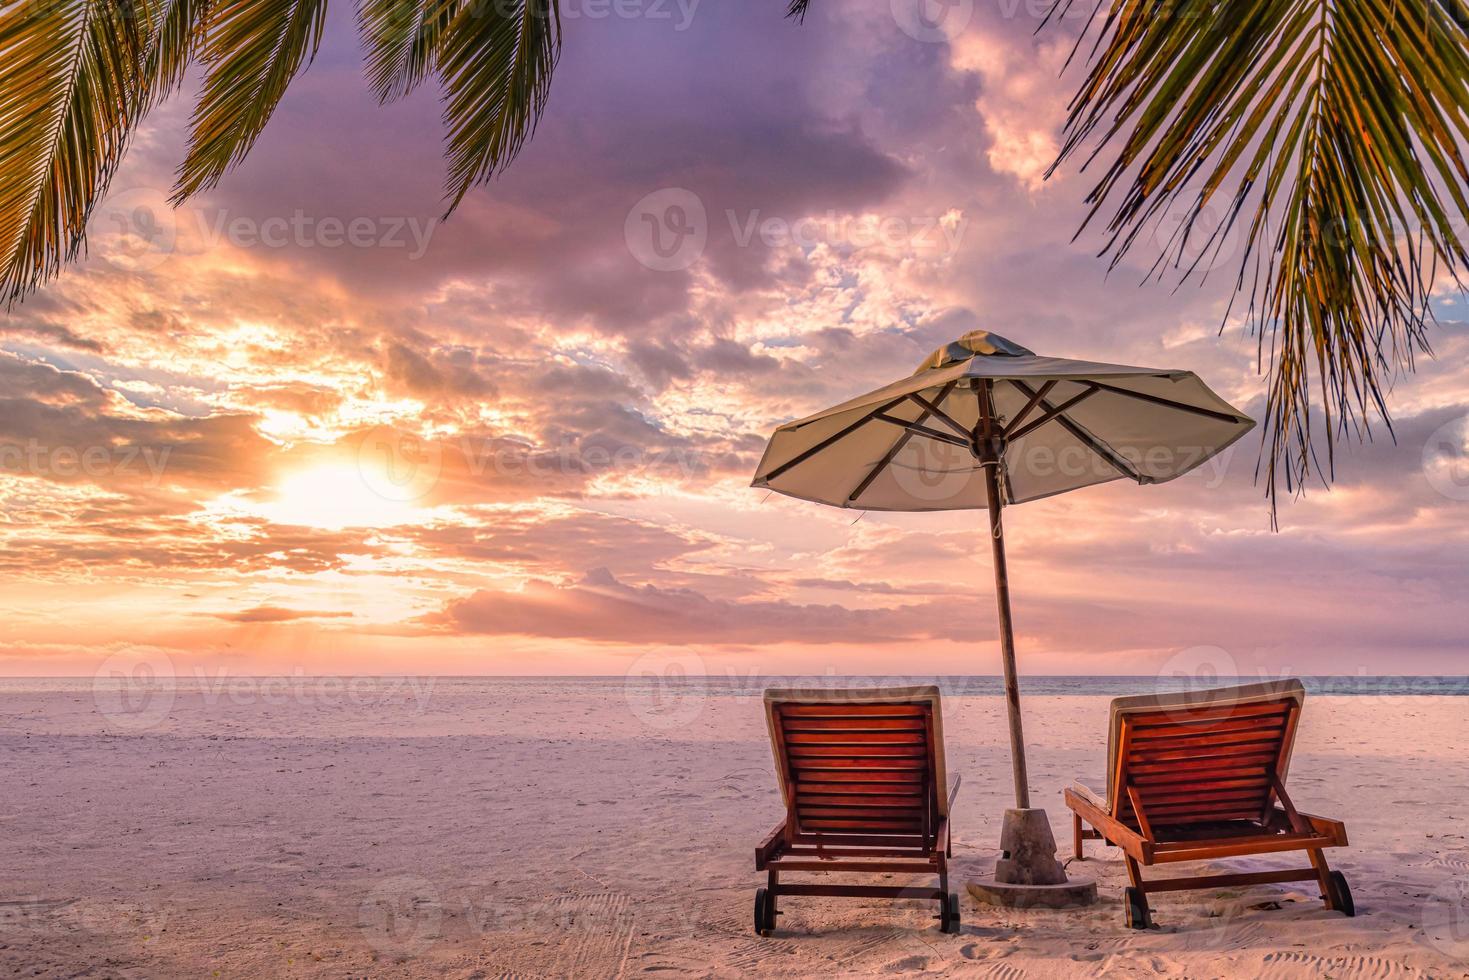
left=2, top=1, right=1467, bottom=679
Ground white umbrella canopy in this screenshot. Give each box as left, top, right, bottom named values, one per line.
left=751, top=330, right=1256, bottom=821
left=753, top=331, right=1255, bottom=511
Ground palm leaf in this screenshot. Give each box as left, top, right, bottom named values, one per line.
left=0, top=0, right=153, bottom=305
left=1049, top=0, right=1469, bottom=508
left=147, top=0, right=213, bottom=103
left=787, top=0, right=812, bottom=20
left=173, top=0, right=330, bottom=201
left=358, top=0, right=460, bottom=102
left=435, top=0, right=560, bottom=212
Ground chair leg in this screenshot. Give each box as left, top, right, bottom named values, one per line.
left=1073, top=812, right=1084, bottom=860
left=1123, top=854, right=1152, bottom=928
left=767, top=869, right=780, bottom=922
left=1307, top=848, right=1334, bottom=909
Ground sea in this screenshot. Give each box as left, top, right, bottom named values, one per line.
left=10, top=674, right=1467, bottom=697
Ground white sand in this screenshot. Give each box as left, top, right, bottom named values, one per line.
left=2, top=681, right=1467, bottom=978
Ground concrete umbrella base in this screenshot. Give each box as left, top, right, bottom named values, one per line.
left=967, top=808, right=1098, bottom=910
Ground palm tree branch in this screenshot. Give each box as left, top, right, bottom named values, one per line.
left=172, top=0, right=330, bottom=202
left=437, top=0, right=561, bottom=213
left=0, top=0, right=152, bottom=305
left=147, top=0, right=213, bottom=103
left=1052, top=0, right=1469, bottom=508
left=358, top=0, right=460, bottom=103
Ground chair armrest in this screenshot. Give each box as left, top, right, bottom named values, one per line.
left=1064, top=786, right=1153, bottom=863
left=1298, top=810, right=1349, bottom=847
left=755, top=817, right=787, bottom=870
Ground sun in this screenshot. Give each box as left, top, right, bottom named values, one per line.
left=264, top=461, right=424, bottom=530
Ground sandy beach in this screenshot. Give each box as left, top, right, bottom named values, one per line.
left=2, top=680, right=1467, bottom=978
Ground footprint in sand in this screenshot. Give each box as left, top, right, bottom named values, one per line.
left=1256, top=952, right=1420, bottom=979
left=882, top=954, right=930, bottom=973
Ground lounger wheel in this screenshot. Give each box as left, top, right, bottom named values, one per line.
left=939, top=892, right=961, bottom=934
left=1123, top=887, right=1152, bottom=930
left=754, top=887, right=775, bottom=935
left=1327, top=871, right=1354, bottom=917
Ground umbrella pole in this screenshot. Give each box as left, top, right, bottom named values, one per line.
left=981, top=453, right=1030, bottom=811
left=967, top=382, right=1095, bottom=907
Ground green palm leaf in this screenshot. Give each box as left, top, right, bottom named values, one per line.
left=358, top=0, right=459, bottom=102
left=173, top=0, right=329, bottom=201
left=435, top=0, right=561, bottom=212
left=1048, top=0, right=1469, bottom=505
left=147, top=0, right=213, bottom=103
left=0, top=0, right=153, bottom=304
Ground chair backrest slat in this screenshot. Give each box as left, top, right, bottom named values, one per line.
left=766, top=688, right=945, bottom=848
left=1115, top=693, right=1301, bottom=830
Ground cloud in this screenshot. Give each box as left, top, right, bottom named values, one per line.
left=212, top=606, right=355, bottom=624
left=429, top=567, right=987, bottom=646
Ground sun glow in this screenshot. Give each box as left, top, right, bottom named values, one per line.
left=264, top=462, right=425, bottom=530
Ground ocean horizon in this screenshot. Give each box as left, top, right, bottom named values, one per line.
left=12, top=674, right=1468, bottom=696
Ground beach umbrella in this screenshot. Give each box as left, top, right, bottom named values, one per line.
left=752, top=330, right=1254, bottom=901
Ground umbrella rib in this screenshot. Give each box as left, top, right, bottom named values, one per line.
left=1002, top=380, right=1057, bottom=437
left=762, top=394, right=912, bottom=482
left=1005, top=385, right=1101, bottom=442
left=872, top=413, right=972, bottom=449
left=905, top=391, right=970, bottom=439
left=1086, top=381, right=1248, bottom=424
left=848, top=381, right=961, bottom=504
left=1008, top=380, right=1140, bottom=480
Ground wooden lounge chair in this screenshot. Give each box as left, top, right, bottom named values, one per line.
left=754, top=686, right=962, bottom=935
left=1064, top=680, right=1353, bottom=929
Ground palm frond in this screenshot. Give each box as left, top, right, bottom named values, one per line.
left=358, top=0, right=459, bottom=102
left=1050, top=0, right=1469, bottom=509
left=173, top=0, right=329, bottom=202
left=146, top=0, right=212, bottom=104
left=0, top=0, right=152, bottom=305
left=436, top=0, right=560, bottom=212
left=787, top=0, right=812, bottom=21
